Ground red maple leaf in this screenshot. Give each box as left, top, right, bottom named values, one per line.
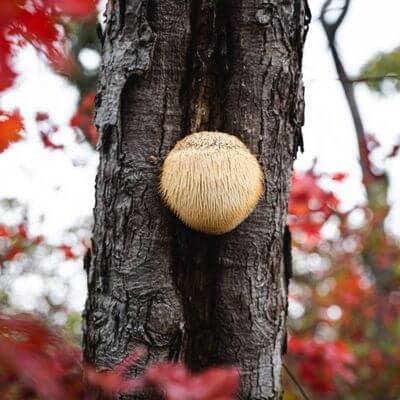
left=0, top=37, right=17, bottom=91
left=59, top=245, right=76, bottom=259
left=144, top=364, right=240, bottom=400
left=70, top=92, right=98, bottom=146
left=17, top=224, right=28, bottom=239
left=332, top=172, right=348, bottom=181
left=0, top=224, right=11, bottom=237
left=35, top=112, right=49, bottom=121
left=45, top=0, right=98, bottom=18
left=4, top=244, right=23, bottom=261
left=0, top=110, right=24, bottom=152
left=40, top=131, right=64, bottom=150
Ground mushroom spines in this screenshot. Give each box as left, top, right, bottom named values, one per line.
left=160, top=131, right=264, bottom=235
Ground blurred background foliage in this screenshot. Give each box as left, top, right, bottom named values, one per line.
left=360, top=47, right=400, bottom=94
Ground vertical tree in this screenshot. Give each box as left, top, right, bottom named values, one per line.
left=83, top=1, right=310, bottom=398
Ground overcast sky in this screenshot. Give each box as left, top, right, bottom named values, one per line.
left=1, top=0, right=399, bottom=311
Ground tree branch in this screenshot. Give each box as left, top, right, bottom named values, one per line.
left=346, top=74, right=400, bottom=84
left=321, top=0, right=350, bottom=40
left=283, top=363, right=311, bottom=400
left=305, top=74, right=400, bottom=84
left=320, top=0, right=372, bottom=186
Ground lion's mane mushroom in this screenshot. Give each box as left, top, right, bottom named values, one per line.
left=160, top=131, right=264, bottom=235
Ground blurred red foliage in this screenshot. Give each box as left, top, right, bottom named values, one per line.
left=35, top=112, right=65, bottom=150
left=40, top=131, right=64, bottom=150
left=0, top=110, right=24, bottom=152
left=0, top=315, right=240, bottom=400
left=0, top=222, right=82, bottom=268
left=0, top=0, right=97, bottom=92
left=288, top=168, right=339, bottom=246
left=45, top=0, right=97, bottom=18
left=0, top=223, right=43, bottom=268
left=58, top=245, right=77, bottom=260
left=288, top=337, right=355, bottom=393
left=286, top=159, right=400, bottom=398
left=0, top=314, right=84, bottom=400
left=143, top=364, right=239, bottom=400
left=70, top=92, right=98, bottom=147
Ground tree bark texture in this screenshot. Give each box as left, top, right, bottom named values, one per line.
left=83, top=1, right=310, bottom=399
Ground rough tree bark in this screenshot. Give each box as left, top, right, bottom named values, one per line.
left=83, top=1, right=310, bottom=399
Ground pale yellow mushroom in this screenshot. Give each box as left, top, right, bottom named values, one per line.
left=160, top=131, right=264, bottom=235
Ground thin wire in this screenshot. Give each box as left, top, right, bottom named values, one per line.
left=283, top=362, right=312, bottom=400
left=305, top=75, right=400, bottom=84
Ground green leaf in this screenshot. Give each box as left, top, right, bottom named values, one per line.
left=359, top=47, right=400, bottom=94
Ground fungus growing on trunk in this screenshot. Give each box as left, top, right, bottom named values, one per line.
left=160, top=131, right=264, bottom=235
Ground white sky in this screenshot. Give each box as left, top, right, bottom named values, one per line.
left=0, top=0, right=399, bottom=312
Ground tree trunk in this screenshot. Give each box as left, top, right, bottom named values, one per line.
left=83, top=1, right=310, bottom=399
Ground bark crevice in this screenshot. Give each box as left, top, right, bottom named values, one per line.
left=172, top=0, right=236, bottom=371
